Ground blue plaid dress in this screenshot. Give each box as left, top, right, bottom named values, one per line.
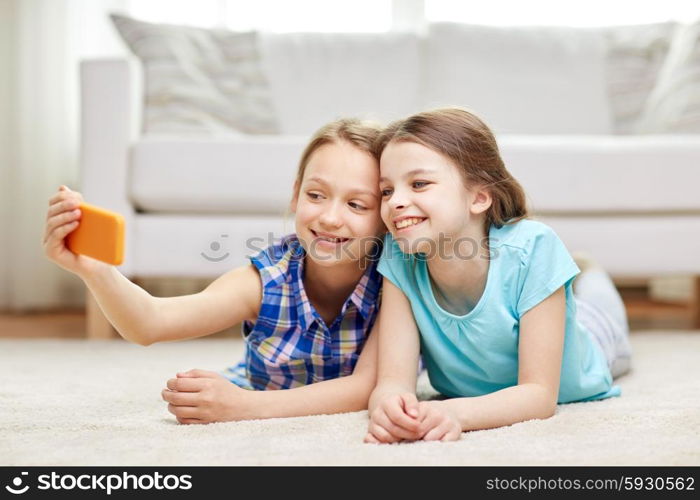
left=221, top=234, right=382, bottom=390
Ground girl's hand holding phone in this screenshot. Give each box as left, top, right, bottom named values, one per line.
left=43, top=185, right=111, bottom=278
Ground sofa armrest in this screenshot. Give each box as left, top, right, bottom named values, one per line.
left=80, top=58, right=141, bottom=275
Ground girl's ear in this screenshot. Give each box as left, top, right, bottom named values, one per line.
left=289, top=180, right=299, bottom=214
left=470, top=186, right=492, bottom=216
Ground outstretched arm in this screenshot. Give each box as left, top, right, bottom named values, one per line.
left=417, top=286, right=566, bottom=440
left=44, top=186, right=262, bottom=346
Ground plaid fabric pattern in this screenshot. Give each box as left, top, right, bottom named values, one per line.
left=221, top=234, right=382, bottom=390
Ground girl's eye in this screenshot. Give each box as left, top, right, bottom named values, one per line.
left=412, top=181, right=429, bottom=189
left=380, top=188, right=393, bottom=197
left=307, top=192, right=322, bottom=200
left=349, top=202, right=366, bottom=210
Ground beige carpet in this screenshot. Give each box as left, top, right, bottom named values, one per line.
left=1, top=331, right=699, bottom=466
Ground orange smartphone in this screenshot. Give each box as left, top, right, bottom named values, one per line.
left=66, top=202, right=125, bottom=265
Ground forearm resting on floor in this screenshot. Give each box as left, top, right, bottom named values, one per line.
left=441, top=383, right=558, bottom=432
left=246, top=372, right=376, bottom=419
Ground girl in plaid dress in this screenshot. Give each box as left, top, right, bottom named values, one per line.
left=43, top=119, right=387, bottom=424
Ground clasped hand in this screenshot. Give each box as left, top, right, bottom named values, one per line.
left=365, top=393, right=461, bottom=443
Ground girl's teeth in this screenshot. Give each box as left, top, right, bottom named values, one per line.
left=396, top=218, right=424, bottom=229
left=317, top=234, right=347, bottom=242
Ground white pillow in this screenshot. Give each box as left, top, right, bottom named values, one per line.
left=110, top=13, right=278, bottom=135
left=424, top=23, right=612, bottom=135
left=637, top=21, right=700, bottom=133
left=603, top=22, right=677, bottom=134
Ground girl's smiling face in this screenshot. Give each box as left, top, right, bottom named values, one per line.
left=379, top=141, right=490, bottom=255
left=291, top=140, right=385, bottom=267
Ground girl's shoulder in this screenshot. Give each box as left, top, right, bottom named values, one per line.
left=491, top=219, right=578, bottom=289
left=248, top=233, right=304, bottom=289
left=490, top=219, right=575, bottom=276
left=493, top=221, right=579, bottom=317
left=490, top=218, right=558, bottom=254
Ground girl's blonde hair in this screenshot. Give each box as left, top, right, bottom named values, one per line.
left=293, top=118, right=383, bottom=199
left=375, top=107, right=529, bottom=228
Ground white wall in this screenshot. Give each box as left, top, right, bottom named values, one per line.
left=0, top=0, right=128, bottom=311
left=0, top=0, right=14, bottom=309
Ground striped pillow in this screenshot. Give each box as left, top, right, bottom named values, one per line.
left=110, top=13, right=278, bottom=135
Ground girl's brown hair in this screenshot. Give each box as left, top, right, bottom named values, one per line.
left=293, top=118, right=383, bottom=199
left=375, top=108, right=529, bottom=228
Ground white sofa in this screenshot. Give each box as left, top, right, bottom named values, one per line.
left=80, top=23, right=700, bottom=336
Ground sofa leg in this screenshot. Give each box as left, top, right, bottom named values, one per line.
left=86, top=290, right=117, bottom=339
left=692, top=276, right=700, bottom=330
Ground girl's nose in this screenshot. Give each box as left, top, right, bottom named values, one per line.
left=319, top=203, right=343, bottom=228
left=387, top=191, right=408, bottom=211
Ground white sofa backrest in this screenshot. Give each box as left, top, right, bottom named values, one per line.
left=424, top=23, right=612, bottom=135
left=111, top=13, right=694, bottom=137
left=259, top=32, right=424, bottom=134
left=257, top=24, right=615, bottom=136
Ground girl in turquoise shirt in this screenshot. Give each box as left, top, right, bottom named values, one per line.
left=365, top=108, right=632, bottom=443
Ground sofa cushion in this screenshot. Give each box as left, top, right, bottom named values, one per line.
left=130, top=135, right=700, bottom=215
left=425, top=23, right=612, bottom=135
left=500, top=135, right=700, bottom=212
left=258, top=32, right=423, bottom=134
left=130, top=137, right=307, bottom=214
left=111, top=14, right=278, bottom=135
left=132, top=214, right=290, bottom=275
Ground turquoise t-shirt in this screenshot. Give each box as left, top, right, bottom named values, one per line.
left=377, top=219, right=619, bottom=403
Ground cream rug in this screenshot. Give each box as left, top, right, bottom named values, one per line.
left=1, top=332, right=698, bottom=466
